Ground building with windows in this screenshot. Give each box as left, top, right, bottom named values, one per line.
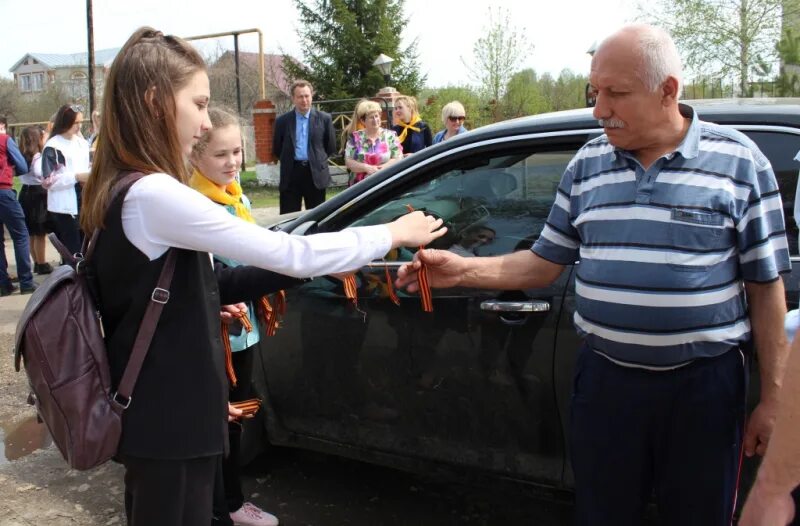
left=8, top=48, right=119, bottom=102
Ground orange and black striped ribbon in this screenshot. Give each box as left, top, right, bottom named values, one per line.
left=405, top=204, right=433, bottom=312
left=219, top=310, right=256, bottom=387
left=220, top=322, right=238, bottom=387
left=343, top=274, right=358, bottom=306
left=258, top=290, right=287, bottom=337
left=384, top=264, right=401, bottom=306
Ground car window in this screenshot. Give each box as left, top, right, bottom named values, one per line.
left=744, top=130, right=800, bottom=256
left=349, top=148, right=580, bottom=260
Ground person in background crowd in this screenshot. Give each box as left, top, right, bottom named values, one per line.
left=18, top=126, right=52, bottom=275
left=272, top=80, right=337, bottom=214
left=42, top=105, right=90, bottom=256
left=0, top=116, right=35, bottom=295
left=189, top=106, right=284, bottom=526
left=79, top=27, right=445, bottom=526
left=344, top=99, right=402, bottom=186
left=397, top=23, right=790, bottom=525
left=432, top=101, right=468, bottom=144
left=391, top=95, right=432, bottom=156
left=88, top=109, right=102, bottom=149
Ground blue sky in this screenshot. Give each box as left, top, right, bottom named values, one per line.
left=0, top=0, right=636, bottom=87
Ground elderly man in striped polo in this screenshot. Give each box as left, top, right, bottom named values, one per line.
left=397, top=23, right=790, bottom=525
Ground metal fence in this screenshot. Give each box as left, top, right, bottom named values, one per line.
left=681, top=79, right=800, bottom=99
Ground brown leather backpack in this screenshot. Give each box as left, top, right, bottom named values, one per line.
left=13, top=173, right=176, bottom=470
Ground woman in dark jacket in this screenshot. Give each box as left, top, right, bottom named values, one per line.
left=391, top=95, right=432, bottom=156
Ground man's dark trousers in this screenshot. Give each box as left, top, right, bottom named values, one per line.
left=279, top=160, right=325, bottom=214
left=0, top=189, right=33, bottom=288
left=570, top=344, right=746, bottom=525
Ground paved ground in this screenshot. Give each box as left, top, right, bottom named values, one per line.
left=0, top=211, right=574, bottom=525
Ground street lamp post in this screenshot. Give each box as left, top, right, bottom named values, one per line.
left=373, top=53, right=395, bottom=86
left=373, top=53, right=396, bottom=124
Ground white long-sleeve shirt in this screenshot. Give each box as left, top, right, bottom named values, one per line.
left=18, top=153, right=42, bottom=185
left=43, top=134, right=90, bottom=215
left=122, top=173, right=392, bottom=278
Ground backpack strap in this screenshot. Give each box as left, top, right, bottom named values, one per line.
left=83, top=171, right=178, bottom=409
left=113, top=248, right=176, bottom=407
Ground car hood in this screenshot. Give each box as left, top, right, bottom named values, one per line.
left=257, top=210, right=305, bottom=230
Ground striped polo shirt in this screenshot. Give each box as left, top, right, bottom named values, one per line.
left=532, top=104, right=790, bottom=367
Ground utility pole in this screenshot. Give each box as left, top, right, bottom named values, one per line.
left=86, top=0, right=96, bottom=116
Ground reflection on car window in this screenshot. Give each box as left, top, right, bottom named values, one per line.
left=744, top=131, right=800, bottom=256
left=350, top=148, right=581, bottom=261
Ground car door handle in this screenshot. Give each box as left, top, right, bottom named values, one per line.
left=480, top=300, right=551, bottom=313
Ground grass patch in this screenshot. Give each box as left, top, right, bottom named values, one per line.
left=240, top=170, right=280, bottom=209
left=240, top=169, right=345, bottom=209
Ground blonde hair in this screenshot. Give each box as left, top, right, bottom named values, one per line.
left=191, top=107, right=241, bottom=158
left=356, top=100, right=382, bottom=120
left=81, top=27, right=207, bottom=232
left=341, top=99, right=383, bottom=148
left=394, top=95, right=419, bottom=122
left=441, top=101, right=466, bottom=125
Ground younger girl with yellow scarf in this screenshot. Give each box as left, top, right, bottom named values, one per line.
left=189, top=107, right=283, bottom=526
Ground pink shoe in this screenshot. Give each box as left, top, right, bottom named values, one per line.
left=229, top=502, right=279, bottom=526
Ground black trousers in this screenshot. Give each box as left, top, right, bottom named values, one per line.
left=49, top=212, right=82, bottom=257
left=212, top=346, right=257, bottom=524
left=123, top=454, right=218, bottom=526
left=570, top=345, right=747, bottom=526
left=279, top=161, right=325, bottom=214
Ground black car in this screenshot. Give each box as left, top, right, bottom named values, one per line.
left=249, top=99, right=800, bottom=495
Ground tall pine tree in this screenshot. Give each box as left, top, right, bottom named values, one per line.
left=283, top=0, right=425, bottom=100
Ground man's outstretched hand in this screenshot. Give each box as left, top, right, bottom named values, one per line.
left=396, top=249, right=467, bottom=292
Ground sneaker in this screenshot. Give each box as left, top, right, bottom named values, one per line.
left=229, top=502, right=279, bottom=526
left=0, top=283, right=17, bottom=296
left=20, top=283, right=38, bottom=295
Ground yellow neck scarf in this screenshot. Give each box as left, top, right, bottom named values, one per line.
left=189, top=168, right=254, bottom=223
left=395, top=114, right=421, bottom=144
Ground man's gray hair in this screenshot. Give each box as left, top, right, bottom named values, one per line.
left=601, top=24, right=683, bottom=95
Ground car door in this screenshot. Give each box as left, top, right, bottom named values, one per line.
left=261, top=132, right=592, bottom=487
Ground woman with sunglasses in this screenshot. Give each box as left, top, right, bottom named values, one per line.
left=433, top=101, right=468, bottom=144
left=42, top=104, right=90, bottom=256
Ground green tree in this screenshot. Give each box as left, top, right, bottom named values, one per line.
left=283, top=0, right=425, bottom=100
left=502, top=69, right=550, bottom=118
left=502, top=69, right=588, bottom=119
left=548, top=69, right=589, bottom=111
left=0, top=79, right=21, bottom=121
left=462, top=7, right=533, bottom=106
left=639, top=0, right=799, bottom=94
left=777, top=28, right=800, bottom=95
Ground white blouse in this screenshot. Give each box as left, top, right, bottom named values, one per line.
left=18, top=153, right=43, bottom=186
left=121, top=173, right=392, bottom=278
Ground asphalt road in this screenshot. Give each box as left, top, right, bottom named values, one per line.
left=237, top=448, right=573, bottom=526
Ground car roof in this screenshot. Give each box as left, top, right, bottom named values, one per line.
left=279, top=98, right=800, bottom=231
left=459, top=98, right=800, bottom=142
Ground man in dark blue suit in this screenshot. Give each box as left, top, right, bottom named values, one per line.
left=272, top=80, right=337, bottom=214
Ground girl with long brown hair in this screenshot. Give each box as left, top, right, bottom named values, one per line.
left=18, top=126, right=52, bottom=274
left=81, top=27, right=445, bottom=526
